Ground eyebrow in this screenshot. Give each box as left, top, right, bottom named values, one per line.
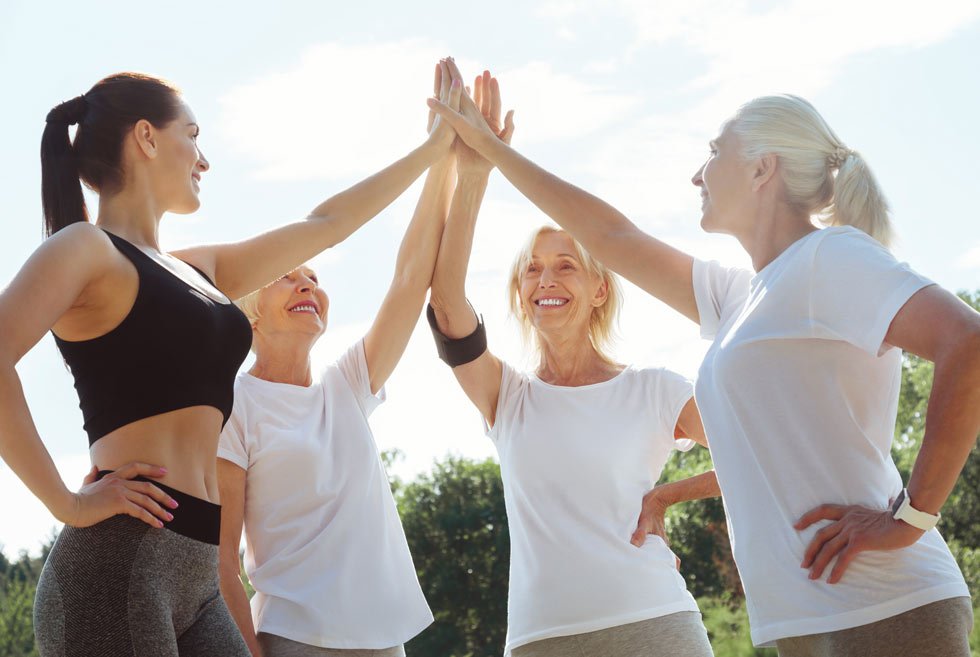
left=530, top=253, right=580, bottom=260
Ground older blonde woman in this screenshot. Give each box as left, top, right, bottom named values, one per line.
left=428, top=59, right=978, bottom=657
left=213, top=64, right=464, bottom=657
left=426, top=71, right=719, bottom=657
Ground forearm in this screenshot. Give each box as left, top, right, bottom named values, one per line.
left=429, top=173, right=490, bottom=337
left=390, top=158, right=456, bottom=290
left=0, top=365, right=74, bottom=522
left=481, top=139, right=640, bottom=261
left=210, top=141, right=444, bottom=300
left=477, top=139, right=698, bottom=319
left=655, top=470, right=721, bottom=507
left=219, top=567, right=262, bottom=656
left=906, top=339, right=980, bottom=515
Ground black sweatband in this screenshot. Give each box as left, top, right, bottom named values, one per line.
left=427, top=303, right=488, bottom=367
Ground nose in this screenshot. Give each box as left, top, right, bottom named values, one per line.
left=691, top=162, right=705, bottom=187
left=538, top=268, right=557, bottom=288
left=296, top=274, right=316, bottom=293
left=197, top=149, right=210, bottom=173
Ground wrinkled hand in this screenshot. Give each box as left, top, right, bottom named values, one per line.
left=426, top=59, right=463, bottom=152
left=69, top=462, right=179, bottom=529
left=796, top=503, right=925, bottom=584
left=631, top=487, right=682, bottom=569
left=428, top=59, right=514, bottom=161
left=456, top=69, right=516, bottom=176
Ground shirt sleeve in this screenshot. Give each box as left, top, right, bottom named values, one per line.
left=692, top=259, right=754, bottom=340
left=808, top=229, right=934, bottom=357
left=485, top=360, right=528, bottom=443
left=337, top=339, right=387, bottom=418
left=654, top=368, right=696, bottom=452
left=217, top=390, right=249, bottom=470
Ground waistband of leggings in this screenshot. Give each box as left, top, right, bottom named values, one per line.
left=97, top=471, right=221, bottom=545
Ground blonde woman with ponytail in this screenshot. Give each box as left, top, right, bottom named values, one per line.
left=430, top=72, right=979, bottom=657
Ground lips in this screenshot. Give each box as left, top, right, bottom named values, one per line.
left=288, top=300, right=320, bottom=315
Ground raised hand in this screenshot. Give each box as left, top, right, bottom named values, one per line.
left=426, top=59, right=463, bottom=153
left=456, top=69, right=516, bottom=176
left=795, top=503, right=925, bottom=584
left=70, top=461, right=179, bottom=529
left=428, top=59, right=514, bottom=161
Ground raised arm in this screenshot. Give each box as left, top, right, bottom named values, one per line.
left=362, top=63, right=461, bottom=394
left=217, top=459, right=262, bottom=657
left=0, top=224, right=176, bottom=529
left=174, top=61, right=460, bottom=301
left=428, top=71, right=514, bottom=427
left=427, top=61, right=700, bottom=324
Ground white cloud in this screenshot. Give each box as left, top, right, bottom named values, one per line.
left=541, top=0, right=980, bottom=112
left=955, top=243, right=980, bottom=270
left=218, top=41, right=640, bottom=181
left=218, top=39, right=447, bottom=182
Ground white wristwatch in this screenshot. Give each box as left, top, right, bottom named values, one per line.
left=891, top=488, right=940, bottom=531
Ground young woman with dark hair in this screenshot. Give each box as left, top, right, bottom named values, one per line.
left=1, top=65, right=460, bottom=656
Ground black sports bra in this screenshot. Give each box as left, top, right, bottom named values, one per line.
left=54, top=231, right=252, bottom=445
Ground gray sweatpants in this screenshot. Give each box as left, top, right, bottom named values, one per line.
left=34, top=514, right=249, bottom=656
left=257, top=633, right=406, bottom=657
left=510, top=611, right=714, bottom=657
left=775, top=596, right=974, bottom=657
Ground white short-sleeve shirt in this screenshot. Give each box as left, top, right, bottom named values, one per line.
left=692, top=226, right=968, bottom=646
left=218, top=340, right=432, bottom=649
left=488, top=362, right=701, bottom=654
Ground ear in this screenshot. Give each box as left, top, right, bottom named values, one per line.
left=132, top=119, right=158, bottom=159
left=751, top=153, right=777, bottom=192
left=592, top=276, right=609, bottom=307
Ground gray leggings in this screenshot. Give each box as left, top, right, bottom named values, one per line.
left=775, top=596, right=974, bottom=657
left=511, top=611, right=714, bottom=657
left=258, top=633, right=406, bottom=657
left=34, top=508, right=249, bottom=656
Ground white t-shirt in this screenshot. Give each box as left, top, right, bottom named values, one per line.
left=692, top=226, right=969, bottom=647
left=488, top=362, right=701, bottom=654
left=217, top=341, right=433, bottom=649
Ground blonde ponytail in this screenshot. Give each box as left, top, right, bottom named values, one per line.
left=732, top=95, right=894, bottom=247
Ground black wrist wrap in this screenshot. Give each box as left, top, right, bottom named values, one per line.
left=427, top=303, right=488, bottom=367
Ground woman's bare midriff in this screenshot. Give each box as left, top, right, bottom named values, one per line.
left=88, top=406, right=225, bottom=503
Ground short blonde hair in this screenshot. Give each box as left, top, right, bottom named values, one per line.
left=731, top=94, right=893, bottom=247
left=507, top=225, right=622, bottom=363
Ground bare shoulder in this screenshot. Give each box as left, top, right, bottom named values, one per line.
left=41, top=222, right=117, bottom=266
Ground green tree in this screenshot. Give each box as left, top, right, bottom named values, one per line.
left=396, top=456, right=509, bottom=657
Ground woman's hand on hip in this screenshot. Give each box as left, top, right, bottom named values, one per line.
left=796, top=503, right=925, bottom=584
left=69, top=462, right=178, bottom=529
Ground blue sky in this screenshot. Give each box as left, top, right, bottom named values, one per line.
left=1, top=0, right=978, bottom=556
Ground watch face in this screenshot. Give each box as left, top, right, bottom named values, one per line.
left=891, top=490, right=906, bottom=514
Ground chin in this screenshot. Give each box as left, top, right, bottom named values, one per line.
left=170, top=197, right=201, bottom=215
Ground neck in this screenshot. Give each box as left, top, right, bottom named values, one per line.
left=249, top=335, right=317, bottom=387
left=736, top=200, right=817, bottom=272
left=95, top=178, right=164, bottom=250
left=535, top=326, right=620, bottom=386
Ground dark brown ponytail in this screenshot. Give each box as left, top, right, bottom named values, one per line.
left=40, top=73, right=183, bottom=237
